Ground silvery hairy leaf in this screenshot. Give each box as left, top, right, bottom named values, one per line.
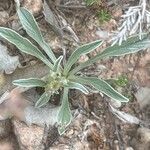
left=57, top=88, right=72, bottom=135
left=64, top=40, right=103, bottom=75
left=65, top=81, right=89, bottom=94
left=13, top=78, right=46, bottom=88
left=69, top=34, right=150, bottom=75
left=0, top=27, right=53, bottom=68
left=73, top=76, right=129, bottom=102
left=17, top=6, right=56, bottom=63
left=53, top=56, right=63, bottom=72
left=35, top=92, right=51, bottom=108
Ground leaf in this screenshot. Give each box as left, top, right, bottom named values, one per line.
left=17, top=7, right=43, bottom=46
left=13, top=78, right=46, bottom=88
left=0, top=42, right=20, bottom=74
left=35, top=92, right=51, bottom=108
left=99, top=34, right=150, bottom=57
left=64, top=81, right=89, bottom=94
left=53, top=56, right=63, bottom=72
left=64, top=40, right=103, bottom=75
left=73, top=76, right=129, bottom=102
left=17, top=7, right=56, bottom=63
left=69, top=34, right=150, bottom=75
left=57, top=88, right=72, bottom=135
left=0, top=27, right=53, bottom=68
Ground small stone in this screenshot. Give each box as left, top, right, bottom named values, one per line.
left=126, top=147, right=134, bottom=150
left=96, top=29, right=110, bottom=40
left=128, top=67, right=134, bottom=72
left=22, top=0, right=42, bottom=14
left=114, top=140, right=119, bottom=144
left=101, top=19, right=117, bottom=31
left=109, top=99, right=121, bottom=108
left=11, top=20, right=21, bottom=32
left=66, top=129, right=74, bottom=136
left=112, top=7, right=123, bottom=18
left=0, top=11, right=9, bottom=26
left=78, top=55, right=89, bottom=63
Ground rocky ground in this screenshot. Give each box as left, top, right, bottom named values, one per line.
left=0, top=0, right=150, bottom=150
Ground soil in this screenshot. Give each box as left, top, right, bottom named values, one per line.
left=0, top=0, right=150, bottom=150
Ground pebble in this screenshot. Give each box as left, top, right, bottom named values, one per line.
left=126, top=147, right=134, bottom=150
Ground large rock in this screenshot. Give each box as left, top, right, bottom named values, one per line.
left=22, top=0, right=42, bottom=15
left=12, top=119, right=44, bottom=150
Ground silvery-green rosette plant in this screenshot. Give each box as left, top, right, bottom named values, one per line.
left=0, top=3, right=150, bottom=134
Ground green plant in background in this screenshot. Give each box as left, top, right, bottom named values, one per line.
left=85, top=0, right=100, bottom=6
left=0, top=3, right=150, bottom=134
left=97, top=9, right=111, bottom=23
left=107, top=75, right=134, bottom=100
left=85, top=0, right=111, bottom=23
left=108, top=75, right=129, bottom=88
left=115, top=75, right=128, bottom=87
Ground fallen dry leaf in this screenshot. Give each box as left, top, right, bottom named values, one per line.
left=110, top=105, right=141, bottom=124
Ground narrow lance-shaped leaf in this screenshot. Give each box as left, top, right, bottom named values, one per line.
left=13, top=78, right=46, bottom=88
left=63, top=40, right=103, bottom=75
left=69, top=34, right=150, bottom=75
left=64, top=81, right=89, bottom=94
left=73, top=76, right=129, bottom=102
left=53, top=56, right=63, bottom=72
left=17, top=7, right=56, bottom=62
left=98, top=34, right=149, bottom=57
left=57, top=88, right=72, bottom=135
left=0, top=27, right=53, bottom=68
left=35, top=92, right=51, bottom=108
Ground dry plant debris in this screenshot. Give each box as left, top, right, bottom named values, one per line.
left=112, top=0, right=150, bottom=45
